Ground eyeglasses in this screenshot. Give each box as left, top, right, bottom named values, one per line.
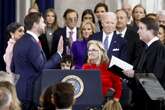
left=88, top=49, right=99, bottom=52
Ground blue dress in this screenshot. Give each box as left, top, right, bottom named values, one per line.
left=71, top=39, right=88, bottom=69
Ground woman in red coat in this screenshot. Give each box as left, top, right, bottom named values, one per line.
left=82, top=40, right=122, bottom=101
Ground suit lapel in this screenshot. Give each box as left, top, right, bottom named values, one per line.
left=100, top=32, right=103, bottom=41
left=29, top=34, right=47, bottom=62
left=108, top=32, right=118, bottom=53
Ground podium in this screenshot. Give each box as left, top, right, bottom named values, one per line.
left=33, top=69, right=103, bottom=110
left=135, top=73, right=165, bottom=110
left=136, top=73, right=165, bottom=101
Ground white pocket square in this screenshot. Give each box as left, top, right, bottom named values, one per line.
left=112, top=48, right=119, bottom=51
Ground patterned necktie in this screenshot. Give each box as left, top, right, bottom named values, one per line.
left=69, top=31, right=73, bottom=47
left=66, top=31, right=73, bottom=55
left=104, top=36, right=109, bottom=50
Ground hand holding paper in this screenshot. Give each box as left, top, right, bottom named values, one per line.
left=109, top=56, right=133, bottom=70
left=123, top=69, right=135, bottom=78
left=109, top=56, right=134, bottom=78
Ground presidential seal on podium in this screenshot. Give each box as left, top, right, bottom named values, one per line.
left=62, top=75, right=84, bottom=99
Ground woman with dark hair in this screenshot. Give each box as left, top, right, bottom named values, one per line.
left=158, top=24, right=165, bottom=44
left=129, top=4, right=146, bottom=32
left=94, top=2, right=108, bottom=32
left=3, top=22, right=24, bottom=73
left=39, top=8, right=60, bottom=60
left=81, top=9, right=95, bottom=24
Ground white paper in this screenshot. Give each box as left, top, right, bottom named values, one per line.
left=109, top=56, right=133, bottom=70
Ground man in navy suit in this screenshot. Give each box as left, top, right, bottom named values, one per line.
left=92, top=12, right=128, bottom=61
left=11, top=12, right=63, bottom=110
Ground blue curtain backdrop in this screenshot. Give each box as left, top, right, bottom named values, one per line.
left=35, top=0, right=54, bottom=14
left=0, top=0, right=16, bottom=70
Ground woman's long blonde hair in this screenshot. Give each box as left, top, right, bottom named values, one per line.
left=0, top=81, right=21, bottom=110
left=102, top=100, right=122, bottom=110
left=87, top=40, right=109, bottom=64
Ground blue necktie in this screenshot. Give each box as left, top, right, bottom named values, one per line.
left=104, top=36, right=109, bottom=50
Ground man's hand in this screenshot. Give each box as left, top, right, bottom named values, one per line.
left=123, top=69, right=135, bottom=78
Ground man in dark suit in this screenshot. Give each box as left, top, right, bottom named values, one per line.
left=124, top=17, right=165, bottom=110
left=116, top=9, right=144, bottom=110
left=92, top=12, right=128, bottom=61
left=116, top=9, right=144, bottom=65
left=52, top=8, right=79, bottom=56
left=11, top=12, right=63, bottom=110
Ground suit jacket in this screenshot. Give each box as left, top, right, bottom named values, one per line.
left=128, top=40, right=165, bottom=110
left=92, top=31, right=128, bottom=61
left=39, top=34, right=52, bottom=60
left=52, top=27, right=79, bottom=56
left=135, top=40, right=165, bottom=87
left=123, top=28, right=144, bottom=65
left=11, top=33, right=61, bottom=102
left=39, top=28, right=61, bottom=60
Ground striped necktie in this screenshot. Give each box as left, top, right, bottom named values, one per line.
left=104, top=36, right=109, bottom=50
left=69, top=31, right=73, bottom=46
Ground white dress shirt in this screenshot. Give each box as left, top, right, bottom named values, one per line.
left=27, top=30, right=39, bottom=42
left=116, top=27, right=127, bottom=38
left=147, top=37, right=159, bottom=47
left=102, top=31, right=114, bottom=49
left=66, top=27, right=77, bottom=42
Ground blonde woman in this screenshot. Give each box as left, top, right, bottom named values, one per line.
left=82, top=40, right=122, bottom=101
left=71, top=21, right=95, bottom=69
left=0, top=81, right=21, bottom=110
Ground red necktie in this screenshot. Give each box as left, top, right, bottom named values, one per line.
left=38, top=41, right=42, bottom=48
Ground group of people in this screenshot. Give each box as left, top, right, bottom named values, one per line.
left=1, top=1, right=165, bottom=110
left=0, top=71, right=74, bottom=110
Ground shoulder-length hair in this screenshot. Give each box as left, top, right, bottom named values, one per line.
left=79, top=21, right=96, bottom=40
left=87, top=40, right=109, bottom=64
left=81, top=9, right=95, bottom=23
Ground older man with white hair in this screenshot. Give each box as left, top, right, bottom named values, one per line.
left=92, top=12, right=128, bottom=61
